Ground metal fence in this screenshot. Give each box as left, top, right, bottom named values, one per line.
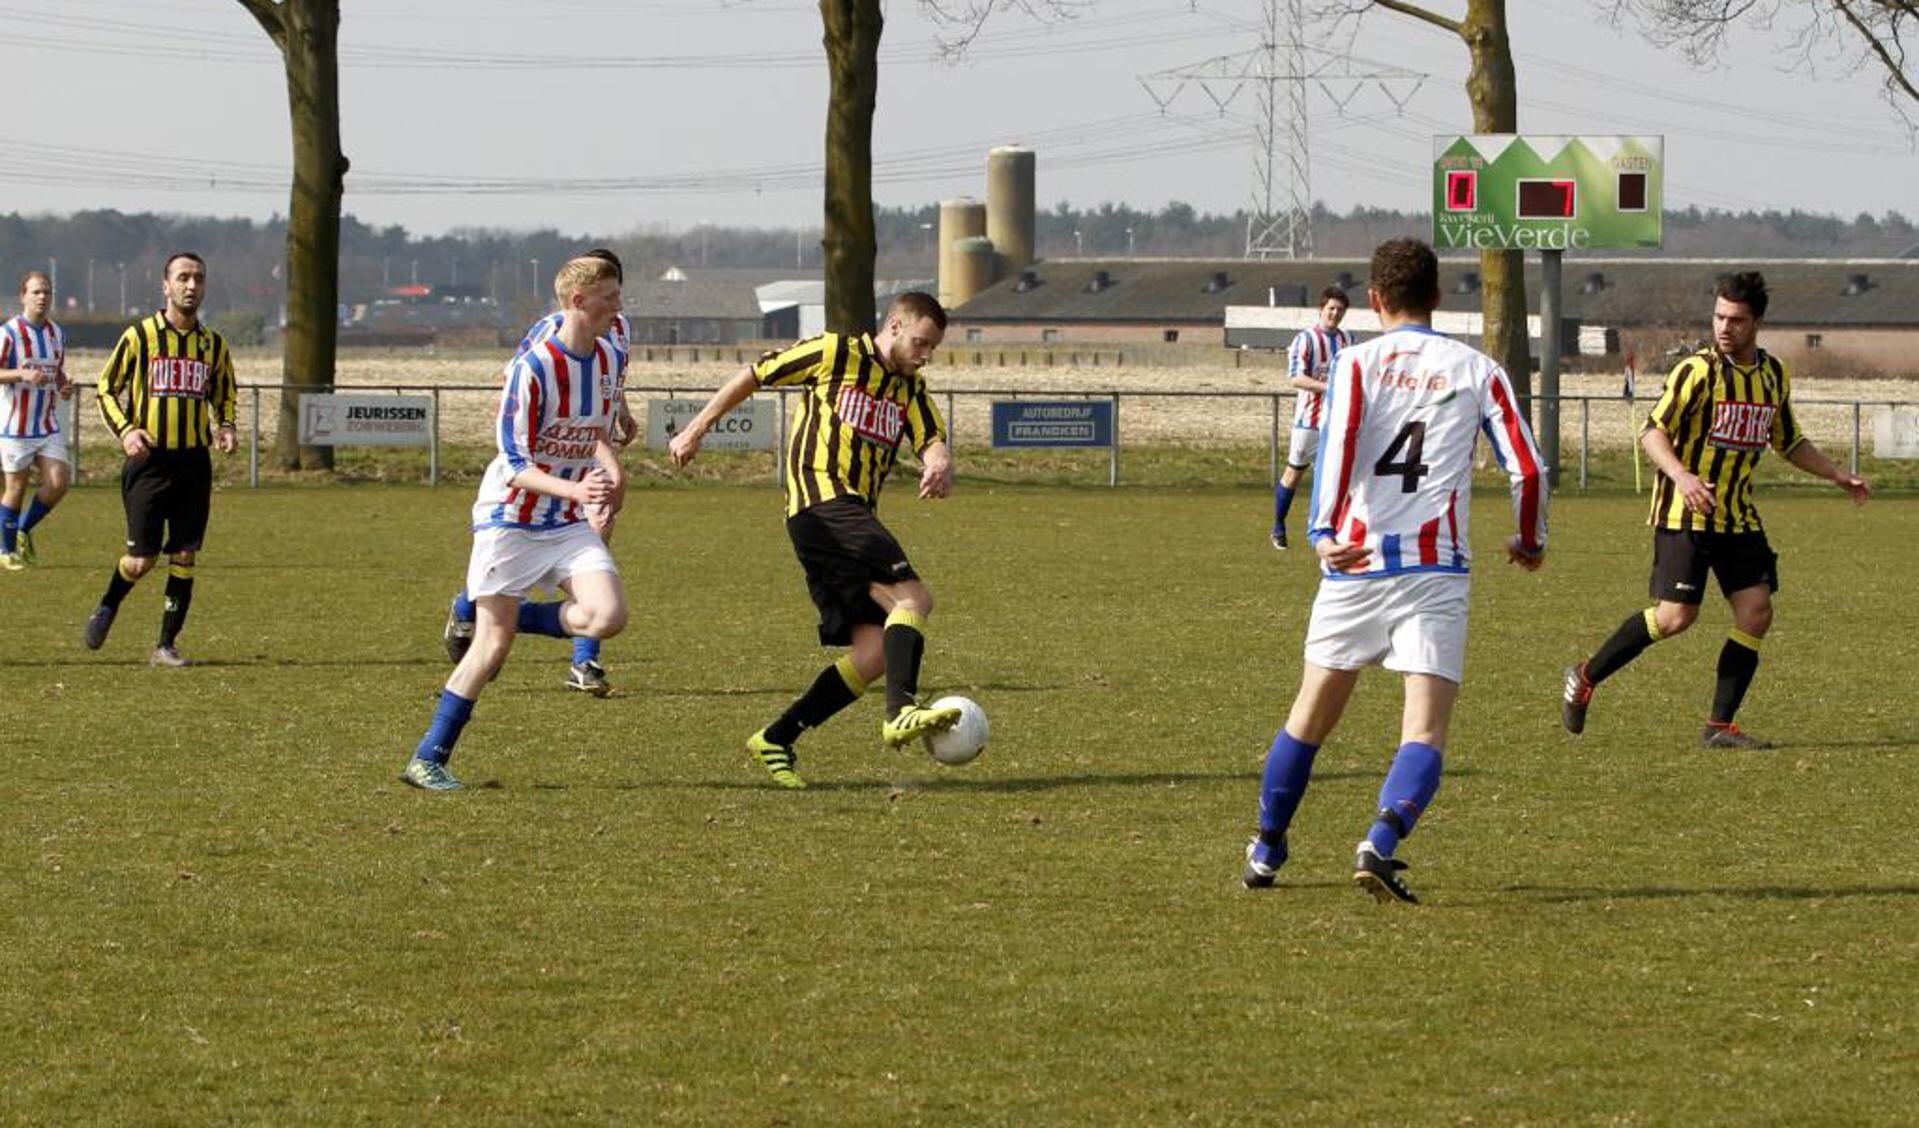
left=59, top=381, right=1914, bottom=489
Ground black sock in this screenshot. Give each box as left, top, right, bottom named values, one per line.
left=882, top=611, right=928, bottom=718
left=1711, top=632, right=1762, bottom=725
left=100, top=561, right=138, bottom=611
left=159, top=566, right=195, bottom=648
left=766, top=657, right=866, bottom=746
left=1588, top=609, right=1660, bottom=685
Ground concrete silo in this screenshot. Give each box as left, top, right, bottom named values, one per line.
left=947, top=236, right=997, bottom=310
left=936, top=197, right=987, bottom=310
left=986, top=145, right=1036, bottom=281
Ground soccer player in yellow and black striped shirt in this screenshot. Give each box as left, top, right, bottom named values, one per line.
left=669, top=291, right=957, bottom=787
left=1563, top=272, right=1870, bottom=748
left=82, top=252, right=239, bottom=667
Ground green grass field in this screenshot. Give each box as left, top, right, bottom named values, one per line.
left=4, top=478, right=1915, bottom=1124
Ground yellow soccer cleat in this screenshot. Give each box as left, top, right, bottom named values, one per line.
left=880, top=703, right=962, bottom=750
left=747, top=729, right=807, bottom=790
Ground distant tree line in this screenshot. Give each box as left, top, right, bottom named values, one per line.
left=3, top=202, right=1914, bottom=324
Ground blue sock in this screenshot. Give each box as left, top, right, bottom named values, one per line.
left=1273, top=484, right=1296, bottom=531
left=20, top=497, right=52, bottom=533
left=517, top=600, right=568, bottom=638
left=572, top=635, right=601, bottom=665
left=451, top=590, right=475, bottom=623
left=0, top=505, right=15, bottom=553
left=1367, top=741, right=1444, bottom=858
left=415, top=690, right=476, bottom=764
left=1258, top=728, right=1320, bottom=837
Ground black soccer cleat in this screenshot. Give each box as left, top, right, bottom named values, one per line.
left=442, top=598, right=474, bottom=665
left=1353, top=842, right=1418, bottom=905
left=1702, top=722, right=1773, bottom=750
left=1242, top=833, right=1288, bottom=889
left=1561, top=663, right=1594, bottom=735
left=83, top=604, right=116, bottom=651
left=1270, top=527, right=1289, bottom=551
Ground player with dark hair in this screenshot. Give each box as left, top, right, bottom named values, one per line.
left=1562, top=270, right=1870, bottom=748
left=84, top=252, right=238, bottom=666
left=0, top=270, right=73, bottom=569
left=1240, top=237, right=1548, bottom=904
left=669, top=291, right=958, bottom=789
left=1272, top=285, right=1352, bottom=550
left=443, top=246, right=637, bottom=696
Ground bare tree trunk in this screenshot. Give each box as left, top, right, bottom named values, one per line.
left=1371, top=0, right=1530, bottom=408
left=821, top=0, right=882, bottom=334
left=239, top=0, right=348, bottom=471
left=1459, top=0, right=1531, bottom=411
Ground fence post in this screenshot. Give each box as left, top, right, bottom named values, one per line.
left=1579, top=396, right=1590, bottom=490
left=1852, top=401, right=1862, bottom=477
left=775, top=390, right=788, bottom=488
left=68, top=384, right=81, bottom=481
left=1109, top=392, right=1120, bottom=487
left=945, top=391, right=956, bottom=449
left=1270, top=394, right=1281, bottom=487
left=249, top=385, right=261, bottom=488
left=429, top=387, right=441, bottom=487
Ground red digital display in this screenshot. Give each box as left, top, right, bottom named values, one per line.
left=1445, top=170, right=1477, bottom=211
left=1517, top=179, right=1577, bottom=219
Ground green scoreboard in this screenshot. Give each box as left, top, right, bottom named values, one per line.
left=1432, top=135, right=1663, bottom=250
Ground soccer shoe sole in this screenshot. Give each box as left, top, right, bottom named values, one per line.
left=1353, top=850, right=1418, bottom=905
left=83, top=606, right=116, bottom=650
left=1560, top=665, right=1591, bottom=735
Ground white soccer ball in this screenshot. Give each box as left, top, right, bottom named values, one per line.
left=924, top=695, right=988, bottom=766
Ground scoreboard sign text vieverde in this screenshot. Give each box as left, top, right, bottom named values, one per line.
left=1433, top=135, right=1663, bottom=251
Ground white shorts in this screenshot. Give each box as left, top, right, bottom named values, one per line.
left=0, top=432, right=69, bottom=474
left=1303, top=571, right=1470, bottom=684
left=1286, top=425, right=1319, bottom=469
left=466, top=523, right=618, bottom=600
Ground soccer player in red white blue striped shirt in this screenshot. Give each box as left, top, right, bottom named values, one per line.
left=0, top=271, right=72, bottom=570
left=1272, top=287, right=1352, bottom=550
left=403, top=256, right=628, bottom=791
left=1242, top=238, right=1548, bottom=904
left=444, top=249, right=636, bottom=696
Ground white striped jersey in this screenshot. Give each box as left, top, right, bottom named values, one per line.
left=0, top=315, right=66, bottom=439
left=515, top=311, right=630, bottom=385
left=1308, top=325, right=1547, bottom=580
left=472, top=336, right=622, bottom=531
left=1287, top=323, right=1353, bottom=429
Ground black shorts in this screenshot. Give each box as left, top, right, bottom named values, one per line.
left=122, top=448, right=213, bottom=557
left=1650, top=529, right=1778, bottom=605
left=785, top=497, right=919, bottom=646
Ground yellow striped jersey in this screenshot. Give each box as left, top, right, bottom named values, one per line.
left=1643, top=348, right=1805, bottom=533
left=96, top=313, right=238, bottom=451
left=755, top=331, right=946, bottom=517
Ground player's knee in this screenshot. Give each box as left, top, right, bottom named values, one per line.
left=1737, top=603, right=1773, bottom=638
left=121, top=555, right=157, bottom=579
left=573, top=600, right=626, bottom=640
left=1654, top=604, right=1696, bottom=638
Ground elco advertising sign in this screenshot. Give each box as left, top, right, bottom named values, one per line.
left=646, top=397, right=778, bottom=452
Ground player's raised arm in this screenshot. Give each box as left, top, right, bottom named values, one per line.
left=1479, top=364, right=1548, bottom=564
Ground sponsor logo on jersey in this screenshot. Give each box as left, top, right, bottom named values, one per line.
left=836, top=386, right=905, bottom=446
left=149, top=358, right=210, bottom=397
left=1708, top=401, right=1775, bottom=450
left=536, top=420, right=605, bottom=461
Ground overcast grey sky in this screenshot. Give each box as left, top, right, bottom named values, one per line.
left=4, top=0, right=1915, bottom=240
